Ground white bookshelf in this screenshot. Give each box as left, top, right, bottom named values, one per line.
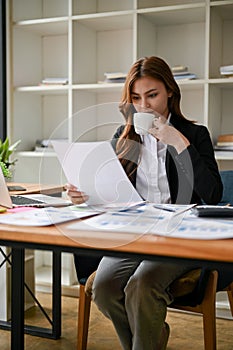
left=6, top=0, right=233, bottom=295
left=7, top=0, right=233, bottom=182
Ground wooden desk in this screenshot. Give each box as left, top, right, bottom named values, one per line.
left=7, top=183, right=64, bottom=196
left=0, top=222, right=233, bottom=264
left=0, top=217, right=233, bottom=349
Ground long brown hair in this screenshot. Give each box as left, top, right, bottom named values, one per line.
left=116, top=56, right=188, bottom=179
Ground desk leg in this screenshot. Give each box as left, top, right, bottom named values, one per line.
left=11, top=247, right=25, bottom=350
left=52, top=251, right=61, bottom=338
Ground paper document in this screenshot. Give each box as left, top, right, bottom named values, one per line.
left=67, top=204, right=233, bottom=240
left=52, top=140, right=142, bottom=206
left=0, top=206, right=100, bottom=226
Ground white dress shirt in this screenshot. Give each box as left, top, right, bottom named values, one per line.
left=136, top=134, right=171, bottom=204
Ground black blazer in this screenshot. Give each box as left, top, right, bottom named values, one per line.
left=74, top=114, right=223, bottom=284
left=111, top=114, right=223, bottom=205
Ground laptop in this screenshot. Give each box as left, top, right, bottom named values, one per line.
left=0, top=168, right=71, bottom=209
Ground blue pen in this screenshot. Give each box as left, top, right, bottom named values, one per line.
left=119, top=201, right=147, bottom=213
left=153, top=204, right=176, bottom=212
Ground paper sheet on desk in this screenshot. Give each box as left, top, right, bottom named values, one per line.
left=52, top=140, right=142, bottom=206
left=0, top=206, right=100, bottom=226
left=67, top=204, right=233, bottom=239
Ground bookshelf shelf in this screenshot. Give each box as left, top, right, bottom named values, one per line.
left=72, top=83, right=125, bottom=92
left=17, top=151, right=56, bottom=157
left=72, top=10, right=135, bottom=28
left=215, top=152, right=233, bottom=160
left=15, top=86, right=69, bottom=94
left=72, top=0, right=135, bottom=15
left=137, top=5, right=206, bottom=25
left=209, top=78, right=233, bottom=87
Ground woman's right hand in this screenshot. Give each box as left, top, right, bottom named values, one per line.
left=64, top=183, right=89, bottom=205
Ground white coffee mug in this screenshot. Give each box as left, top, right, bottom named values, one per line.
left=134, top=112, right=155, bottom=135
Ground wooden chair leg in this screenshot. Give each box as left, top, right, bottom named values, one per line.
left=77, top=284, right=92, bottom=350
left=201, top=271, right=218, bottom=350
left=226, top=282, right=233, bottom=317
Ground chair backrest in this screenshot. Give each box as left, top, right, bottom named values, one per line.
left=219, top=170, right=233, bottom=205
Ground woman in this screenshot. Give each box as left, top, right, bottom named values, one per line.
left=66, top=56, right=222, bottom=350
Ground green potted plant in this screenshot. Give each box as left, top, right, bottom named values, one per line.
left=0, top=137, right=21, bottom=179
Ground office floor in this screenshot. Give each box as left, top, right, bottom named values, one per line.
left=0, top=292, right=232, bottom=350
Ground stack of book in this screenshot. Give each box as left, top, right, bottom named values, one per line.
left=171, top=65, right=197, bottom=81
left=102, top=72, right=127, bottom=83
left=214, top=134, right=233, bottom=157
left=34, top=139, right=68, bottom=152
left=40, top=77, right=68, bottom=85
left=219, top=65, right=233, bottom=78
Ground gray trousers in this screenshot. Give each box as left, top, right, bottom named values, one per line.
left=92, top=257, right=199, bottom=350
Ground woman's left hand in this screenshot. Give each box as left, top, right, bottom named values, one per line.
left=149, top=116, right=190, bottom=154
